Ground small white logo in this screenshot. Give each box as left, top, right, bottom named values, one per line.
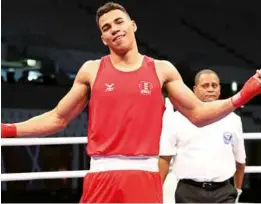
left=139, top=81, right=153, bottom=95
left=105, top=83, right=115, bottom=92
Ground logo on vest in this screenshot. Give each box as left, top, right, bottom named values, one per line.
left=105, top=83, right=115, bottom=92
left=139, top=81, right=153, bottom=95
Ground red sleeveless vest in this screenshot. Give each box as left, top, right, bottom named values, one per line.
left=87, top=55, right=165, bottom=156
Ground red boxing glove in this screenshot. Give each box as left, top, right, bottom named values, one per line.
left=1, top=123, right=17, bottom=138
left=231, top=75, right=261, bottom=108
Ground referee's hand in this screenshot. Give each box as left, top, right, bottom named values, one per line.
left=235, top=189, right=242, bottom=203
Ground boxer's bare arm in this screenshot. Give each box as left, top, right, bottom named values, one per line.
left=14, top=60, right=99, bottom=137
left=156, top=60, right=235, bottom=127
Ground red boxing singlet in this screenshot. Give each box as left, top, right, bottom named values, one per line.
left=87, top=55, right=165, bottom=156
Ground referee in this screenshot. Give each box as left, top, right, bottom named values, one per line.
left=159, top=69, right=246, bottom=203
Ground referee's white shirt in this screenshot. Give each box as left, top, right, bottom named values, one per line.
left=159, top=110, right=246, bottom=182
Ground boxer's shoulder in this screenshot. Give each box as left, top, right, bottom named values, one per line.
left=154, top=60, right=181, bottom=84
left=74, top=59, right=101, bottom=85
left=154, top=60, right=179, bottom=76
left=83, top=59, right=101, bottom=76
left=82, top=59, right=101, bottom=72
left=154, top=59, right=174, bottom=69
left=151, top=59, right=173, bottom=86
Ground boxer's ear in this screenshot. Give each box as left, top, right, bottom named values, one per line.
left=101, top=35, right=108, bottom=46
left=131, top=20, right=137, bottom=33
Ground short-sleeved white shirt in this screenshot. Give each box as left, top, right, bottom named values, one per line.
left=159, top=110, right=246, bottom=182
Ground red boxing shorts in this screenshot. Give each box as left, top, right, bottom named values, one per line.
left=79, top=170, right=163, bottom=203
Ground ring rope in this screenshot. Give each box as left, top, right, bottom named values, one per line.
left=1, top=133, right=260, bottom=182
left=1, top=166, right=261, bottom=182
left=1, top=133, right=260, bottom=146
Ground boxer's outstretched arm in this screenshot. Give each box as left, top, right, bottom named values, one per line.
left=167, top=79, right=234, bottom=127
left=2, top=61, right=93, bottom=137
left=162, top=61, right=261, bottom=127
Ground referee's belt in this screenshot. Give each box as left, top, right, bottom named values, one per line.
left=180, top=179, right=229, bottom=190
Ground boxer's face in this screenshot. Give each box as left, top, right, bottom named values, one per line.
left=193, top=73, right=221, bottom=102
left=99, top=9, right=137, bottom=53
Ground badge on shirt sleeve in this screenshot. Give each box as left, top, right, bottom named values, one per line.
left=223, top=131, right=233, bottom=144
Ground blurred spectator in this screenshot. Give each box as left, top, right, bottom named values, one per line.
left=1, top=76, right=6, bottom=83
left=6, top=71, right=16, bottom=83
left=18, top=70, right=30, bottom=84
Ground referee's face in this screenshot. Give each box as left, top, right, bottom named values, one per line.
left=193, top=73, right=221, bottom=102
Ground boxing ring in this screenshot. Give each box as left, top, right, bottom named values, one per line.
left=1, top=133, right=261, bottom=203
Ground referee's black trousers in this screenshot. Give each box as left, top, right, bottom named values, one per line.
left=175, top=179, right=238, bottom=203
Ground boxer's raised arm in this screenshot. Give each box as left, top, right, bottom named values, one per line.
left=1, top=61, right=96, bottom=138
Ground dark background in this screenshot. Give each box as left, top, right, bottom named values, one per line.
left=1, top=0, right=261, bottom=202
